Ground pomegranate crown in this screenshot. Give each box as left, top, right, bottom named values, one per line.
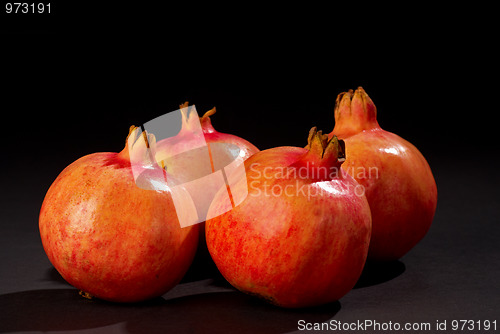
left=180, top=101, right=216, bottom=133
left=306, top=127, right=345, bottom=164
left=332, top=86, right=380, bottom=138
left=334, top=86, right=377, bottom=118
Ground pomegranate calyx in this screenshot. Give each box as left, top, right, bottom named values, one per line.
left=178, top=102, right=216, bottom=134
left=117, top=125, right=139, bottom=162
left=332, top=86, right=380, bottom=138
left=201, top=107, right=217, bottom=119
left=79, top=290, right=94, bottom=300
left=325, top=135, right=346, bottom=163
left=292, top=127, right=345, bottom=182
left=121, top=125, right=160, bottom=170
left=200, top=107, right=216, bottom=133
left=306, top=127, right=345, bottom=163
left=179, top=102, right=199, bottom=133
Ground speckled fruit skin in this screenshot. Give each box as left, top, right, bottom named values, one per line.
left=39, top=129, right=199, bottom=303
left=205, top=129, right=372, bottom=308
left=329, top=87, right=437, bottom=261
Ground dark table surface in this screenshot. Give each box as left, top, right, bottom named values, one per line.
left=1, top=149, right=499, bottom=333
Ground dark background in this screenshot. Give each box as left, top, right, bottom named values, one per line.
left=1, top=4, right=499, bottom=333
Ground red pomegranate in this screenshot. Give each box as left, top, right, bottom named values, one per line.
left=39, top=127, right=199, bottom=302
left=328, top=87, right=437, bottom=261
left=205, top=128, right=372, bottom=308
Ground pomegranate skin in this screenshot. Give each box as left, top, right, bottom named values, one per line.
left=329, top=87, right=437, bottom=261
left=39, top=130, right=199, bottom=303
left=205, top=130, right=372, bottom=308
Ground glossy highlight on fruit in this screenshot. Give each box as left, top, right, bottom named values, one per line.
left=328, top=87, right=438, bottom=261
left=205, top=128, right=372, bottom=308
left=39, top=127, right=199, bottom=303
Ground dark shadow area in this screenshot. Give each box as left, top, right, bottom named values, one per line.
left=0, top=289, right=164, bottom=333
left=180, top=232, right=220, bottom=283
left=208, top=273, right=235, bottom=290
left=0, top=288, right=340, bottom=333
left=126, top=291, right=340, bottom=334
left=354, top=260, right=406, bottom=289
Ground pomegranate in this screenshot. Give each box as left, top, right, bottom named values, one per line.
left=205, top=128, right=372, bottom=308
left=39, top=126, right=199, bottom=303
left=328, top=87, right=437, bottom=261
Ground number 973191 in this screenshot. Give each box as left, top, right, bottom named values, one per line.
left=6, top=3, right=51, bottom=14
left=451, top=320, right=497, bottom=331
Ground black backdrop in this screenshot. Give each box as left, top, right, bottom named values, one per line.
left=1, top=5, right=499, bottom=334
